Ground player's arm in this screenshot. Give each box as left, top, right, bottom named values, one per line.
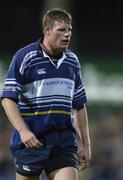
left=74, top=105, right=91, bottom=169
left=2, top=98, right=43, bottom=148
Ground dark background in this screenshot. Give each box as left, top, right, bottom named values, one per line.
left=0, top=0, right=123, bottom=55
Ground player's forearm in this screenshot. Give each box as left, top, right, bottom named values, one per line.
left=2, top=98, right=28, bottom=132
left=74, top=106, right=90, bottom=146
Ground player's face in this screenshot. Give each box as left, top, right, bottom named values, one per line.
left=48, top=20, right=72, bottom=51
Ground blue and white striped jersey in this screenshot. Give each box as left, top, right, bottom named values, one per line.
left=2, top=39, right=87, bottom=148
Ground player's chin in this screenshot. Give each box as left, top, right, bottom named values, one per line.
left=60, top=44, right=69, bottom=49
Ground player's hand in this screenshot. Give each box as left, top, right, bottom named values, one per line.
left=78, top=144, right=91, bottom=170
left=19, top=128, right=43, bottom=149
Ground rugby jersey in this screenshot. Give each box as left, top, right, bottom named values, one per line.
left=1, top=39, right=87, bottom=148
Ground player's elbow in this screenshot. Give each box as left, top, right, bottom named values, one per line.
left=1, top=98, right=17, bottom=108
left=1, top=98, right=9, bottom=108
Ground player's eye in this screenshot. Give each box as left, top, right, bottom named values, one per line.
left=58, top=28, right=66, bottom=32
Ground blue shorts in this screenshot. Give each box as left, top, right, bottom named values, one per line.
left=11, top=131, right=78, bottom=176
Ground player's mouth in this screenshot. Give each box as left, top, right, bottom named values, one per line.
left=61, top=39, right=69, bottom=44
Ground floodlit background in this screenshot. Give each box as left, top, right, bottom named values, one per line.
left=0, top=1, right=123, bottom=180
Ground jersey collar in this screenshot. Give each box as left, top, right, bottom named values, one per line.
left=42, top=50, right=66, bottom=69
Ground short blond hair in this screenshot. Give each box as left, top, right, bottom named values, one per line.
left=42, top=8, right=72, bottom=32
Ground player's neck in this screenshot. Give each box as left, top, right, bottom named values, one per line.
left=41, top=40, right=63, bottom=59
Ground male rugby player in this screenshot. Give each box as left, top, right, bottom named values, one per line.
left=1, top=8, right=91, bottom=180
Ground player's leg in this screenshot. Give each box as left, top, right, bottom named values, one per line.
left=16, top=172, right=40, bottom=180
left=11, top=144, right=48, bottom=180
left=44, top=132, right=79, bottom=180
left=48, top=167, right=78, bottom=180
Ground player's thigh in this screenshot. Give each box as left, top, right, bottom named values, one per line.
left=16, top=172, right=40, bottom=180
left=48, top=167, right=78, bottom=180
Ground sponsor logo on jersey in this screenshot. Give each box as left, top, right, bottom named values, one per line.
left=37, top=68, right=46, bottom=75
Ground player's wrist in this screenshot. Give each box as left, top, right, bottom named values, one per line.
left=83, top=144, right=91, bottom=147
left=80, top=143, right=91, bottom=148
left=17, top=126, right=28, bottom=133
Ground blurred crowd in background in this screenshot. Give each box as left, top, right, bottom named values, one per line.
left=0, top=0, right=123, bottom=180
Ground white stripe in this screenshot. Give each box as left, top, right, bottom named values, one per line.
left=66, top=50, right=78, bottom=60
left=4, top=86, right=21, bottom=91
left=74, top=87, right=85, bottom=95
left=36, top=98, right=71, bottom=104
left=66, top=58, right=78, bottom=63
left=78, top=84, right=83, bottom=89
left=25, top=57, right=49, bottom=69
left=74, top=92, right=86, bottom=99
left=19, top=103, right=71, bottom=109
left=3, top=89, right=17, bottom=92
left=4, top=81, right=22, bottom=88
left=19, top=51, right=37, bottom=74
left=5, top=78, right=16, bottom=81
left=28, top=61, right=49, bottom=69
left=19, top=98, right=71, bottom=105
left=23, top=95, right=71, bottom=102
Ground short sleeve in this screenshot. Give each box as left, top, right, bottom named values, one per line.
left=72, top=63, right=87, bottom=109
left=1, top=52, right=23, bottom=102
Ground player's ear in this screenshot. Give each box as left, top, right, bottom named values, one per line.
left=43, top=27, right=50, bottom=35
